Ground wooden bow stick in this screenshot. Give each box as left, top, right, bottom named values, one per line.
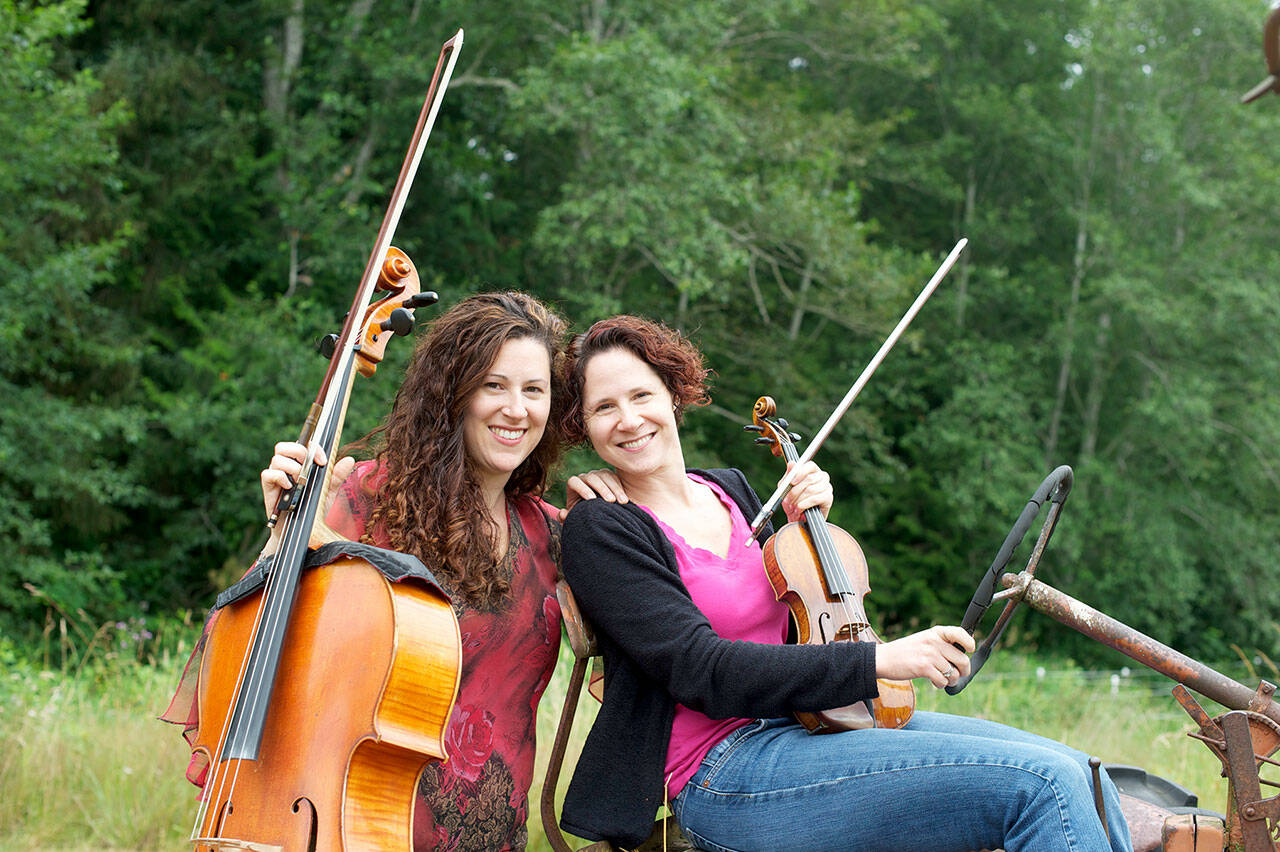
left=747, top=238, right=968, bottom=542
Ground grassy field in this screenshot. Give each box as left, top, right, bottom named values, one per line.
left=0, top=629, right=1250, bottom=851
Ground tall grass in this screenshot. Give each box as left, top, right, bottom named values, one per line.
left=0, top=618, right=198, bottom=851
left=0, top=628, right=1249, bottom=851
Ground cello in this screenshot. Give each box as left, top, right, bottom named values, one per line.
left=747, top=395, right=915, bottom=732
left=187, top=32, right=465, bottom=851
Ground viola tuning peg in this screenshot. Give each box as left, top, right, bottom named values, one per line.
left=743, top=424, right=764, bottom=433
left=789, top=432, right=802, bottom=442
left=777, top=418, right=789, bottom=429
left=380, top=307, right=414, bottom=336
left=753, top=437, right=774, bottom=445
left=317, top=333, right=339, bottom=359
left=406, top=291, right=438, bottom=308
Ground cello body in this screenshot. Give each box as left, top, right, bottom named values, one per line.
left=191, top=559, right=461, bottom=851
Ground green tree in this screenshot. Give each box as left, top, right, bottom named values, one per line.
left=0, top=0, right=135, bottom=633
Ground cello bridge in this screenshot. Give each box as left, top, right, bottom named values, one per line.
left=191, top=838, right=284, bottom=852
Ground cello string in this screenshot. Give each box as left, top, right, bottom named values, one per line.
left=191, top=513, right=292, bottom=840
left=195, top=393, right=338, bottom=840
left=193, top=469, right=317, bottom=840
left=218, top=393, right=341, bottom=812
left=191, top=501, right=301, bottom=840
left=196, top=364, right=344, bottom=837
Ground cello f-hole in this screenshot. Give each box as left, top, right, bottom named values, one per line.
left=291, top=797, right=318, bottom=852
left=214, top=799, right=232, bottom=839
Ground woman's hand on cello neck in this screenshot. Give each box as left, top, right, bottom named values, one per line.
left=259, top=441, right=356, bottom=557
left=876, top=625, right=975, bottom=689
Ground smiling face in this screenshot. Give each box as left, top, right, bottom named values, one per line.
left=581, top=347, right=683, bottom=481
left=461, top=336, right=553, bottom=494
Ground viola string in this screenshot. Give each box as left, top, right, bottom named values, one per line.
left=772, top=421, right=879, bottom=730
left=778, top=433, right=867, bottom=643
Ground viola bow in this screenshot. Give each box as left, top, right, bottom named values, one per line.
left=747, top=238, right=968, bottom=542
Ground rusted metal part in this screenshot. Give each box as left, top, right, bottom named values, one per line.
left=1174, top=684, right=1224, bottom=741
left=1221, top=712, right=1279, bottom=851
left=540, top=650, right=588, bottom=852
left=542, top=582, right=596, bottom=852
left=1090, top=756, right=1111, bottom=842
left=1242, top=6, right=1280, bottom=104
left=1161, top=813, right=1226, bottom=852
left=1176, top=688, right=1280, bottom=775
left=1253, top=682, right=1280, bottom=715
left=1013, top=574, right=1280, bottom=731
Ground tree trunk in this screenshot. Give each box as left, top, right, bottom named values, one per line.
left=263, top=0, right=305, bottom=298
left=1080, top=312, right=1111, bottom=464
left=787, top=260, right=814, bottom=341
left=1045, top=82, right=1103, bottom=465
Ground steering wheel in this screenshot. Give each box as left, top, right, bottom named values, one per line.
left=946, top=465, right=1074, bottom=695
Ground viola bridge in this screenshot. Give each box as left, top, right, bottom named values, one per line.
left=833, top=621, right=871, bottom=642
left=814, top=610, right=871, bottom=643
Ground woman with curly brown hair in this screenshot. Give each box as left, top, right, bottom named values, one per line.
left=175, top=292, right=603, bottom=851
left=555, top=314, right=1132, bottom=852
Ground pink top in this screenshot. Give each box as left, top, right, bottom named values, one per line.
left=640, top=474, right=789, bottom=801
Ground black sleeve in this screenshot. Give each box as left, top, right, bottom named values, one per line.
left=561, top=498, right=879, bottom=720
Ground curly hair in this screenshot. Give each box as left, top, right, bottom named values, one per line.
left=561, top=315, right=711, bottom=445
left=360, top=292, right=568, bottom=608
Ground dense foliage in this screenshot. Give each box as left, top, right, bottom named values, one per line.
left=5, top=0, right=1278, bottom=664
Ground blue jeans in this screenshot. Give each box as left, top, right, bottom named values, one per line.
left=672, top=712, right=1132, bottom=852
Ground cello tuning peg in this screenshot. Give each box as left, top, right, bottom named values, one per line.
left=743, top=424, right=764, bottom=433
left=790, top=432, right=802, bottom=442
left=317, top=333, right=339, bottom=359
left=777, top=418, right=789, bottom=429
left=380, top=307, right=415, bottom=336
left=753, top=437, right=775, bottom=446
left=405, top=291, right=439, bottom=308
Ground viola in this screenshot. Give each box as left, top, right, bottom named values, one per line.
left=748, top=395, right=915, bottom=733
left=187, top=31, right=465, bottom=851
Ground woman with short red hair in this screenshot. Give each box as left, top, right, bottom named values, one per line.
left=556, top=314, right=1131, bottom=852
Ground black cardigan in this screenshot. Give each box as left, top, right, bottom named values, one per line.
left=559, top=468, right=879, bottom=848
